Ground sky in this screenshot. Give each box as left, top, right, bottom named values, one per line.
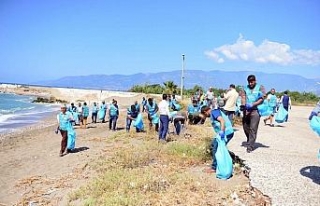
left=0, top=0, right=319, bottom=83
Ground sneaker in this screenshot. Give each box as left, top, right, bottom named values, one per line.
left=270, top=124, right=275, bottom=127
left=59, top=152, right=63, bottom=157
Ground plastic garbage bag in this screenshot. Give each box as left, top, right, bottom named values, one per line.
left=257, top=101, right=273, bottom=117
left=172, top=102, right=181, bottom=111
left=310, top=116, right=320, bottom=136
left=67, top=123, right=76, bottom=150
left=215, top=134, right=233, bottom=180
left=133, top=113, right=144, bottom=131
left=150, top=113, right=159, bottom=124
left=98, top=110, right=105, bottom=120
left=275, top=104, right=288, bottom=123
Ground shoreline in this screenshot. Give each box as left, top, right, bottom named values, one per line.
left=0, top=84, right=143, bottom=103
left=0, top=93, right=60, bottom=136
left=0, top=85, right=143, bottom=138
left=0, top=112, right=58, bottom=146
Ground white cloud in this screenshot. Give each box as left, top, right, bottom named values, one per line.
left=204, top=51, right=224, bottom=63
left=205, top=35, right=320, bottom=66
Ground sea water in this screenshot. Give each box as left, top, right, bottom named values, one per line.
left=0, top=93, right=60, bottom=134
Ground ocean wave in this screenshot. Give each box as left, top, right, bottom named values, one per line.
left=0, top=113, right=16, bottom=123
left=0, top=106, right=36, bottom=115
left=0, top=106, right=58, bottom=122
left=0, top=109, right=58, bottom=134
left=15, top=98, right=33, bottom=103
left=1, top=119, right=38, bottom=124
left=19, top=109, right=58, bottom=117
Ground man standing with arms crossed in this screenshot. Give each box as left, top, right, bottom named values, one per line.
left=241, top=75, right=265, bottom=153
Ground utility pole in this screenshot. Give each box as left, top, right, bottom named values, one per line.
left=181, top=54, right=185, bottom=99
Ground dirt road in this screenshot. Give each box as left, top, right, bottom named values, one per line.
left=229, top=106, right=320, bottom=206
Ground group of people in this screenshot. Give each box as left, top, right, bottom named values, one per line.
left=184, top=85, right=240, bottom=173
left=67, top=100, right=119, bottom=130
left=192, top=75, right=294, bottom=173
left=187, top=84, right=240, bottom=126
left=56, top=74, right=318, bottom=181
left=138, top=94, right=185, bottom=142
left=55, top=94, right=185, bottom=156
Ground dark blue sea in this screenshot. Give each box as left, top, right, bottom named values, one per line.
left=0, top=93, right=59, bottom=134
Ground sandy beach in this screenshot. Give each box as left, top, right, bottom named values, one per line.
left=0, top=85, right=319, bottom=205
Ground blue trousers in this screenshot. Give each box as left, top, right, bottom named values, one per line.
left=109, top=115, right=118, bottom=131
left=126, top=118, right=140, bottom=132
left=283, top=106, right=289, bottom=121
left=173, top=117, right=186, bottom=135
left=91, top=112, right=97, bottom=123
left=159, top=115, right=169, bottom=140
left=211, top=133, right=234, bottom=170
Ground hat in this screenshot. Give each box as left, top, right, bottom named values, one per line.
left=61, top=104, right=67, bottom=108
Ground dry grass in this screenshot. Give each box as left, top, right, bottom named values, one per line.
left=67, top=126, right=213, bottom=205
left=65, top=120, right=270, bottom=206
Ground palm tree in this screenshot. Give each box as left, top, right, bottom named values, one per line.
left=163, top=81, right=178, bottom=94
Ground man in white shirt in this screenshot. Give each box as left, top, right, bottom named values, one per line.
left=158, top=94, right=170, bottom=142
left=223, top=84, right=239, bottom=125
left=77, top=102, right=83, bottom=126
left=206, top=87, right=215, bottom=108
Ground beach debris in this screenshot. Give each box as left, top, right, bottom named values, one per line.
left=13, top=162, right=90, bottom=205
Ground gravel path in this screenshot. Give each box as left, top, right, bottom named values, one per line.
left=229, top=106, right=320, bottom=206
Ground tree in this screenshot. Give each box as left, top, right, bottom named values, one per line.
left=163, top=81, right=178, bottom=94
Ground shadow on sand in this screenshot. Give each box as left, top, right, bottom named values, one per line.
left=241, top=141, right=270, bottom=151
left=71, top=146, right=90, bottom=153
left=116, top=127, right=126, bottom=131
left=263, top=123, right=285, bottom=128
left=86, top=125, right=97, bottom=129
left=275, top=124, right=285, bottom=128
left=300, top=166, right=320, bottom=185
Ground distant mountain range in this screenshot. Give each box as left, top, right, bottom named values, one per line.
left=33, top=70, right=320, bottom=95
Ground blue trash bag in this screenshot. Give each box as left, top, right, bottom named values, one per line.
left=169, top=111, right=178, bottom=119
left=67, top=123, right=76, bottom=150
left=275, top=104, right=288, bottom=123
left=98, top=110, right=105, bottom=120
left=310, top=116, right=320, bottom=136
left=172, top=102, right=181, bottom=111
left=257, top=100, right=273, bottom=117
left=215, top=134, right=233, bottom=180
left=72, top=112, right=79, bottom=124
left=133, top=113, right=144, bottom=131
left=151, top=113, right=159, bottom=124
